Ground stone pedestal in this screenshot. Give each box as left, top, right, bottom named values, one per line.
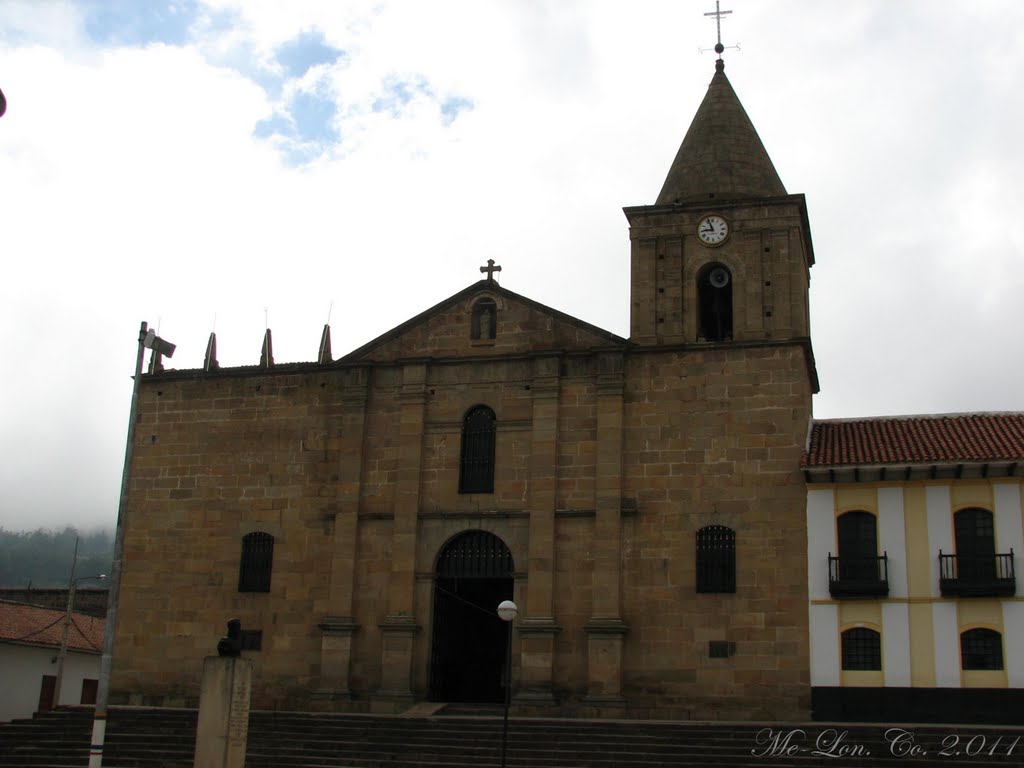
left=517, top=617, right=561, bottom=702
left=193, top=656, right=253, bottom=768
left=376, top=616, right=419, bottom=704
left=584, top=618, right=628, bottom=703
left=317, top=616, right=358, bottom=696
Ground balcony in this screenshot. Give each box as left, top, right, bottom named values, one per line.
left=828, top=553, right=889, bottom=599
left=939, top=550, right=1016, bottom=597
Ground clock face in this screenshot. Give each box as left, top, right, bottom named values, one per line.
left=697, top=215, right=729, bottom=246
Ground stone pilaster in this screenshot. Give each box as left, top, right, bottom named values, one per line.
left=518, top=355, right=562, bottom=701
left=587, top=351, right=628, bottom=702
left=317, top=366, right=368, bottom=696
left=378, top=362, right=427, bottom=700
left=629, top=237, right=658, bottom=344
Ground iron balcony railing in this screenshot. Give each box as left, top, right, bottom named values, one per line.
left=827, top=553, right=889, bottom=598
left=939, top=550, right=1016, bottom=597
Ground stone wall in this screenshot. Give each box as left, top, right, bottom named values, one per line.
left=620, top=344, right=812, bottom=719
left=112, top=332, right=812, bottom=719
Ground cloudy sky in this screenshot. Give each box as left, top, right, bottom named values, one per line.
left=1, top=0, right=1022, bottom=532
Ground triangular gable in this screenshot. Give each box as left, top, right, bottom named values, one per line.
left=342, top=280, right=629, bottom=363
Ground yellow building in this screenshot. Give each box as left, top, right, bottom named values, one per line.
left=804, top=414, right=1024, bottom=723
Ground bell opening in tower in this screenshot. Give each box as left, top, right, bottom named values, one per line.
left=698, top=263, right=733, bottom=342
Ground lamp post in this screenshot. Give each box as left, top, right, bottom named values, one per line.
left=53, top=570, right=106, bottom=709
left=497, top=599, right=518, bottom=768
left=89, top=322, right=174, bottom=768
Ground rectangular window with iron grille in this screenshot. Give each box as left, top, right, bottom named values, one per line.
left=459, top=406, right=496, bottom=494
left=696, top=525, right=736, bottom=593
left=238, top=532, right=274, bottom=593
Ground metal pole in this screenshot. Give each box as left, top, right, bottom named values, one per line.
left=54, top=538, right=80, bottom=709
left=89, top=322, right=147, bottom=768
left=501, top=619, right=512, bottom=768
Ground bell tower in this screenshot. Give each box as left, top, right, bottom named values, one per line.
left=624, top=56, right=817, bottom=390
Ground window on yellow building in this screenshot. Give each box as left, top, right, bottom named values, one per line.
left=841, top=627, right=881, bottom=670
left=836, top=511, right=879, bottom=581
left=961, top=628, right=1003, bottom=670
left=954, top=508, right=997, bottom=581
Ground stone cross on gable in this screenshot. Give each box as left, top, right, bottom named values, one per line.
left=480, top=259, right=502, bottom=282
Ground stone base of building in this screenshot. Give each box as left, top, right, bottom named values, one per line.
left=812, top=687, right=1024, bottom=725
left=112, top=686, right=810, bottom=722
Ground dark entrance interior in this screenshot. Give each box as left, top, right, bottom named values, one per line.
left=428, top=530, right=514, bottom=703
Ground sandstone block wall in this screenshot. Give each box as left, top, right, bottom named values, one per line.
left=113, top=337, right=811, bottom=718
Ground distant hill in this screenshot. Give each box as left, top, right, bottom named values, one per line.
left=0, top=527, right=114, bottom=588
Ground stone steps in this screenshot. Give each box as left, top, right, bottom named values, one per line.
left=1, top=707, right=1023, bottom=767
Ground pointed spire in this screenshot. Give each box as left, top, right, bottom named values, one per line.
left=656, top=60, right=786, bottom=205
left=204, top=332, right=219, bottom=372
left=260, top=329, right=274, bottom=368
left=318, top=324, right=332, bottom=365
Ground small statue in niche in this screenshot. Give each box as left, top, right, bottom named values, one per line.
left=480, top=307, right=492, bottom=339
left=472, top=299, right=497, bottom=340
left=217, top=618, right=242, bottom=657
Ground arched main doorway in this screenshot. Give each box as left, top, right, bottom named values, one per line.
left=428, top=530, right=514, bottom=703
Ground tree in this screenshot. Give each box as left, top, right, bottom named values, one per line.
left=0, top=527, right=114, bottom=587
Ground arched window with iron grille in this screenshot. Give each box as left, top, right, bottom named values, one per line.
left=841, top=627, right=881, bottom=671
left=696, top=525, right=736, bottom=593
left=459, top=405, right=496, bottom=494
left=238, top=531, right=274, bottom=593
left=435, top=530, right=515, bottom=579
left=960, top=628, right=1004, bottom=670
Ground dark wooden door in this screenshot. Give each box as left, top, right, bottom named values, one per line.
left=38, top=675, right=56, bottom=712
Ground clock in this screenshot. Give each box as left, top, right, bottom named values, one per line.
left=696, top=214, right=730, bottom=246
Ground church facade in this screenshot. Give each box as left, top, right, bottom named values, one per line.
left=109, top=56, right=1024, bottom=724
left=112, top=58, right=816, bottom=720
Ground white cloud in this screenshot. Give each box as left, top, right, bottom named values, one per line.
left=1, top=0, right=1023, bottom=530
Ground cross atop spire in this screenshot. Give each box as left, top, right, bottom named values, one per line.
left=701, top=1, right=739, bottom=58
left=480, top=259, right=502, bottom=282
left=656, top=23, right=785, bottom=206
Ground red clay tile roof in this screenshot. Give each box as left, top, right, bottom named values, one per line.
left=0, top=600, right=104, bottom=653
left=803, top=413, right=1024, bottom=468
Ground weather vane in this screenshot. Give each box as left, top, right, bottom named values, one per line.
left=699, top=1, right=740, bottom=57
